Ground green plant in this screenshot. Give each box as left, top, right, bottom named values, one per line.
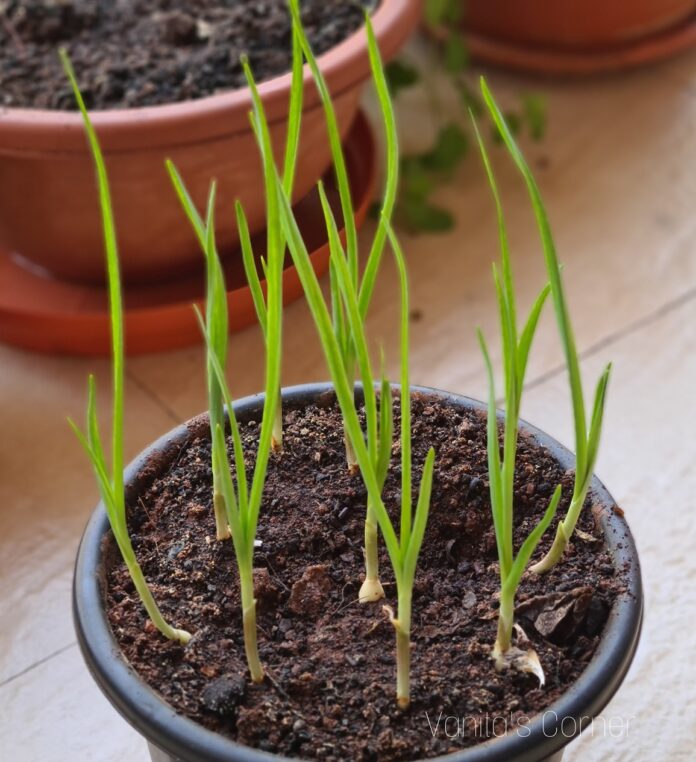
left=383, top=0, right=547, bottom=232
left=479, top=80, right=612, bottom=575
left=277, top=152, right=436, bottom=705
left=167, top=28, right=304, bottom=542
left=165, top=169, right=230, bottom=541
left=287, top=0, right=399, bottom=603
left=193, top=201, right=282, bottom=681
left=472, top=84, right=562, bottom=676
left=235, top=25, right=304, bottom=455
left=167, top=34, right=296, bottom=683
left=63, top=51, right=190, bottom=646
left=246, top=9, right=436, bottom=704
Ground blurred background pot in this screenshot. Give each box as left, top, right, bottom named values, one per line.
left=463, top=0, right=696, bottom=49
left=0, top=0, right=420, bottom=286
left=0, top=112, right=376, bottom=356
left=459, top=0, right=696, bottom=74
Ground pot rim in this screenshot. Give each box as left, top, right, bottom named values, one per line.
left=0, top=0, right=419, bottom=152
left=73, top=382, right=643, bottom=762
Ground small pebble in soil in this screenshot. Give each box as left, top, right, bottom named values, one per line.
left=201, top=674, right=247, bottom=716
left=288, top=564, right=331, bottom=616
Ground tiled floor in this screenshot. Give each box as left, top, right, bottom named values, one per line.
left=2, top=46, right=696, bottom=762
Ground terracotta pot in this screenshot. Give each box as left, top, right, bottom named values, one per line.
left=463, top=0, right=696, bottom=50
left=0, top=112, right=376, bottom=356
left=0, top=0, right=421, bottom=286
left=74, top=383, right=643, bottom=762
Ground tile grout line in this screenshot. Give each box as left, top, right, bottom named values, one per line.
left=522, top=284, right=696, bottom=394
left=0, top=642, right=77, bottom=689
left=0, top=369, right=183, bottom=689
left=125, top=368, right=182, bottom=425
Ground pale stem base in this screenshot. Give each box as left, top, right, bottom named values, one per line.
left=396, top=628, right=411, bottom=709
left=271, top=393, right=283, bottom=452
left=213, top=490, right=231, bottom=541
left=240, top=570, right=264, bottom=683
left=530, top=521, right=569, bottom=575
left=395, top=595, right=412, bottom=709
left=344, top=428, right=359, bottom=475
left=359, top=509, right=384, bottom=603
left=493, top=592, right=514, bottom=668
left=492, top=596, right=546, bottom=685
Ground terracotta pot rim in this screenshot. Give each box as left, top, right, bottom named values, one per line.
left=455, top=1, right=696, bottom=76
left=73, top=383, right=644, bottom=762
left=462, top=9, right=696, bottom=76
left=0, top=0, right=418, bottom=151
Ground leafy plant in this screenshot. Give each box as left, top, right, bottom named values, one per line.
left=276, top=148, right=436, bottom=706
left=166, top=26, right=298, bottom=682
left=167, top=27, right=304, bottom=542
left=479, top=79, right=612, bottom=575
left=383, top=0, right=547, bottom=232
left=472, top=85, right=562, bottom=675
left=193, top=193, right=283, bottom=681
left=287, top=0, right=400, bottom=602
left=63, top=50, right=190, bottom=645
left=235, top=25, right=304, bottom=455
left=62, top=0, right=613, bottom=713
left=165, top=168, right=230, bottom=541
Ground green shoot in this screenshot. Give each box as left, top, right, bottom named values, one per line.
left=62, top=51, right=190, bottom=645
left=237, top=23, right=304, bottom=453
left=186, top=26, right=287, bottom=682
left=276, top=130, right=435, bottom=706
left=173, top=49, right=289, bottom=682
left=190, top=135, right=284, bottom=683
left=479, top=78, right=612, bottom=574
left=316, top=178, right=390, bottom=605
left=472, top=108, right=560, bottom=670
left=167, top=23, right=303, bottom=484
left=287, top=0, right=400, bottom=602
left=166, top=166, right=231, bottom=540
left=171, top=170, right=282, bottom=679
left=193, top=231, right=281, bottom=681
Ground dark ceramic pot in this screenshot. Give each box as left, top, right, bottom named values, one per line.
left=73, top=384, right=643, bottom=762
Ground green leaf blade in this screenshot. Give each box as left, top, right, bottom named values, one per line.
left=505, top=484, right=562, bottom=594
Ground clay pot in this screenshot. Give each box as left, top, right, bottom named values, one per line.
left=74, top=383, right=643, bottom=762
left=0, top=113, right=376, bottom=356
left=0, top=0, right=420, bottom=286
left=463, top=0, right=696, bottom=50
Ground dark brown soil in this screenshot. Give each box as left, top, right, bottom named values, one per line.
left=0, top=0, right=372, bottom=110
left=105, top=393, right=626, bottom=761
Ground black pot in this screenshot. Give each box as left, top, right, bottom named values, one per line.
left=73, top=383, right=643, bottom=762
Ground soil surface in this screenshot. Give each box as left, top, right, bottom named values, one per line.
left=0, top=0, right=372, bottom=110
left=105, top=393, right=628, bottom=761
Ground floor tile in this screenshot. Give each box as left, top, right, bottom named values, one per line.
left=0, top=348, right=179, bottom=683
left=522, top=294, right=696, bottom=761
left=0, top=644, right=146, bottom=762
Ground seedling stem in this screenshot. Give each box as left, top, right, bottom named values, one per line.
left=63, top=50, right=190, bottom=644
left=479, top=79, right=611, bottom=575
